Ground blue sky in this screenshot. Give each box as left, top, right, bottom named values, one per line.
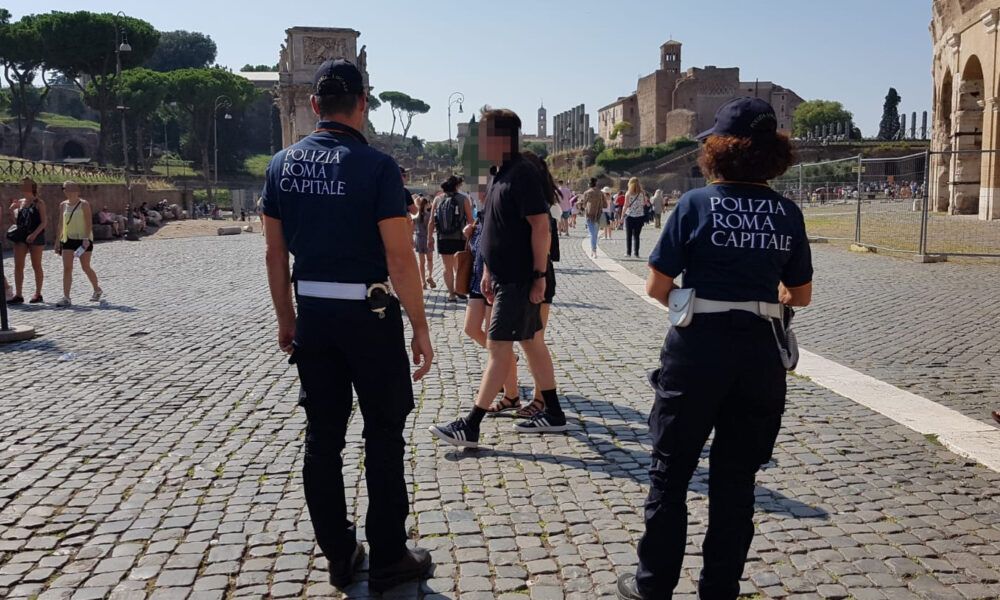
left=11, top=1, right=933, bottom=141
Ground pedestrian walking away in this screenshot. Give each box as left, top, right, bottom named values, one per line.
left=617, top=97, right=814, bottom=600
left=428, top=175, right=474, bottom=302
left=54, top=181, right=102, bottom=307
left=429, top=107, right=568, bottom=450
left=6, top=176, right=47, bottom=304
left=651, top=188, right=665, bottom=229
left=261, top=59, right=434, bottom=593
left=623, top=177, right=650, bottom=258
left=413, top=194, right=436, bottom=290
left=581, top=179, right=606, bottom=257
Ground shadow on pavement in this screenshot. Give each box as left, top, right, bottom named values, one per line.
left=442, top=392, right=831, bottom=521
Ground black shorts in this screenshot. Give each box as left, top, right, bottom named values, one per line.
left=488, top=281, right=542, bottom=342
left=469, top=291, right=486, bottom=301
left=543, top=267, right=556, bottom=304
left=437, top=237, right=465, bottom=255
left=61, top=239, right=93, bottom=253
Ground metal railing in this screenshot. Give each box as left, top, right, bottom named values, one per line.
left=774, top=151, right=1000, bottom=258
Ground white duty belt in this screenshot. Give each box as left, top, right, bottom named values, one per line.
left=691, top=298, right=783, bottom=320
left=297, top=280, right=387, bottom=301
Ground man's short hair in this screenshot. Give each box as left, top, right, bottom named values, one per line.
left=589, top=178, right=598, bottom=188
left=317, top=93, right=361, bottom=117
left=480, top=107, right=521, bottom=155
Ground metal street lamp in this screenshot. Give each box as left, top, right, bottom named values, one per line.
left=115, top=11, right=139, bottom=241
left=448, top=92, right=464, bottom=149
left=213, top=95, right=232, bottom=186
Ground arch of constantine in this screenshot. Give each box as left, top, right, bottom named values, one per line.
left=930, top=0, right=1000, bottom=219
left=275, top=27, right=370, bottom=147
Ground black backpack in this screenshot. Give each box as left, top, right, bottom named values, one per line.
left=435, top=194, right=465, bottom=236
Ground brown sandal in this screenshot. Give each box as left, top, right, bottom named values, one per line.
left=487, top=396, right=522, bottom=417
left=514, top=398, right=545, bottom=419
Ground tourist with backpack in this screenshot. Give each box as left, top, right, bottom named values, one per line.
left=428, top=175, right=473, bottom=302
left=6, top=177, right=47, bottom=304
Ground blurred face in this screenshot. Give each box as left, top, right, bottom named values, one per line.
left=20, top=180, right=34, bottom=196
left=479, top=121, right=513, bottom=165
left=63, top=183, right=80, bottom=199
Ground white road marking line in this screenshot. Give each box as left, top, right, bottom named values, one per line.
left=583, top=237, right=1000, bottom=473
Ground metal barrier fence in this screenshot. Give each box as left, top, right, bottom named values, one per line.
left=774, top=151, right=1000, bottom=258
left=0, top=156, right=174, bottom=189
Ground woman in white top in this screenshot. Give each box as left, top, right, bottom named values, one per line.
left=623, top=177, right=650, bottom=258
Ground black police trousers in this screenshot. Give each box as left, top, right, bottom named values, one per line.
left=636, top=311, right=786, bottom=600
left=290, top=294, right=414, bottom=570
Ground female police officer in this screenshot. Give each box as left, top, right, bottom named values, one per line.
left=617, top=97, right=813, bottom=600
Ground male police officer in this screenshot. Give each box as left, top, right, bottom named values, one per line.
left=262, top=59, right=434, bottom=592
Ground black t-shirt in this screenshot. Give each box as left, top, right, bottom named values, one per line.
left=480, top=155, right=550, bottom=284
left=261, top=120, right=407, bottom=284
left=403, top=186, right=414, bottom=209
left=648, top=183, right=813, bottom=303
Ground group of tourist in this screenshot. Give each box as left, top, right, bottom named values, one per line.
left=2, top=177, right=103, bottom=308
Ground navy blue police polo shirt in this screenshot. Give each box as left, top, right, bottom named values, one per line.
left=261, top=120, right=407, bottom=284
left=648, top=182, right=813, bottom=303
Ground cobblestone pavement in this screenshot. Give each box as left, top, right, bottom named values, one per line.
left=596, top=223, right=1000, bottom=426
left=1, top=232, right=999, bottom=600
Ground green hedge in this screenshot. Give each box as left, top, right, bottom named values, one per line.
left=595, top=137, right=696, bottom=172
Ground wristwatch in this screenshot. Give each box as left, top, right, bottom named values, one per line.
left=532, top=270, right=547, bottom=280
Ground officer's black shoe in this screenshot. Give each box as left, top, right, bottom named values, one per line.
left=328, top=542, right=365, bottom=589
left=368, top=546, right=433, bottom=593
left=616, top=573, right=648, bottom=600
left=513, top=410, right=568, bottom=434
left=428, top=418, right=479, bottom=449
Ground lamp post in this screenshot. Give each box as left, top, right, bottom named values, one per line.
left=214, top=95, right=232, bottom=186
left=115, top=12, right=139, bottom=241
left=447, top=92, right=464, bottom=148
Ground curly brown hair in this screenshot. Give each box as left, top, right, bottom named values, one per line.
left=698, top=133, right=796, bottom=182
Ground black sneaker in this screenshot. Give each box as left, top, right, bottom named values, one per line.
left=513, top=411, right=568, bottom=434
left=369, top=546, right=433, bottom=593
left=428, top=418, right=479, bottom=449
left=328, top=542, right=365, bottom=589
left=616, top=573, right=647, bottom=599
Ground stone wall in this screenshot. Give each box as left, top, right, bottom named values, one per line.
left=1, top=184, right=187, bottom=249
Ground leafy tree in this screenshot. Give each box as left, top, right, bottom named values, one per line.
left=0, top=14, right=54, bottom=157
left=792, top=100, right=854, bottom=138
left=116, top=68, right=169, bottom=172
left=400, top=97, right=430, bottom=139
left=425, top=141, right=458, bottom=162
left=146, top=30, right=216, bottom=71
left=377, top=91, right=430, bottom=138
left=367, top=93, right=381, bottom=112
left=377, top=91, right=407, bottom=136
left=523, top=141, right=549, bottom=159
left=592, top=137, right=606, bottom=154
left=410, top=135, right=424, bottom=151
left=877, top=87, right=902, bottom=140
left=240, top=63, right=277, bottom=72
left=609, top=121, right=632, bottom=141
left=167, top=67, right=257, bottom=200
left=38, top=11, right=160, bottom=165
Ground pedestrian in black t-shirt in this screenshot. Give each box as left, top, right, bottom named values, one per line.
left=429, top=108, right=567, bottom=450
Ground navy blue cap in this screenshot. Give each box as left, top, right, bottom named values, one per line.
left=313, top=59, right=364, bottom=96
left=696, top=97, right=778, bottom=141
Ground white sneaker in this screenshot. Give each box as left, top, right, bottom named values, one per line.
left=55, top=297, right=72, bottom=307
left=90, top=289, right=103, bottom=302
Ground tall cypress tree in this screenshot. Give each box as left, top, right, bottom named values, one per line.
left=878, top=88, right=902, bottom=140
